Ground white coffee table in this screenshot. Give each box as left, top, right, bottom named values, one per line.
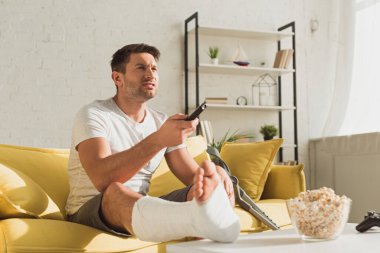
left=167, top=223, right=379, bottom=253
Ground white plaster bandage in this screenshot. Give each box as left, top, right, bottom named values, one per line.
left=131, top=183, right=240, bottom=242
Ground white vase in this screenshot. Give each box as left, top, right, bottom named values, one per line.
left=211, top=58, right=219, bottom=65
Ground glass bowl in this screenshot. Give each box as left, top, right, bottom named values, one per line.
left=286, top=192, right=352, bottom=241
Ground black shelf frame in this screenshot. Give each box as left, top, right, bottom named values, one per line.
left=184, top=12, right=298, bottom=162
left=277, top=22, right=298, bottom=162
left=184, top=12, right=199, bottom=115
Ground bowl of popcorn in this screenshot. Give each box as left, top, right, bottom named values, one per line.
left=286, top=187, right=352, bottom=241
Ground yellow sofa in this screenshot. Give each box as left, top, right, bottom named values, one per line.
left=0, top=136, right=306, bottom=253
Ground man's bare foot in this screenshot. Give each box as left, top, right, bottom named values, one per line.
left=193, top=160, right=220, bottom=203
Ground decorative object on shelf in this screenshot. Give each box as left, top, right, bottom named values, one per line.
left=233, top=61, right=250, bottom=66
left=236, top=96, right=248, bottom=105
left=251, top=73, right=278, bottom=106
left=207, top=46, right=219, bottom=64
left=210, top=128, right=256, bottom=152
left=232, top=44, right=250, bottom=66
left=260, top=124, right=278, bottom=141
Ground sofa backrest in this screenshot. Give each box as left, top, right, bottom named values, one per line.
left=0, top=144, right=70, bottom=217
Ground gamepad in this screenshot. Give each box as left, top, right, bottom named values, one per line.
left=356, top=211, right=380, bottom=232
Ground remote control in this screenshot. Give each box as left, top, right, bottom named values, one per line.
left=186, top=102, right=207, bottom=121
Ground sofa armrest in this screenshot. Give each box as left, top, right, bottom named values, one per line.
left=260, top=164, right=306, bottom=200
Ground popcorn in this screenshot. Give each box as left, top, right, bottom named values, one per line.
left=286, top=187, right=351, bottom=239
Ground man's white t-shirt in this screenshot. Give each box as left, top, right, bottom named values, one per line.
left=65, top=98, right=183, bottom=215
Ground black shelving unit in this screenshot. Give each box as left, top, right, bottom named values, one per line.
left=277, top=22, right=298, bottom=162
left=184, top=12, right=298, bottom=163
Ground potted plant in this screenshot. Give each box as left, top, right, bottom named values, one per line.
left=207, top=46, right=219, bottom=64
left=260, top=124, right=278, bottom=141
left=210, top=129, right=255, bottom=151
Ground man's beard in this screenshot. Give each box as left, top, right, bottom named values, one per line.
left=135, top=87, right=156, bottom=101
left=123, top=79, right=158, bottom=102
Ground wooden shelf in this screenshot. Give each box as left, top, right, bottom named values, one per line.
left=281, top=144, right=297, bottom=148
left=189, top=26, right=294, bottom=41
left=190, top=63, right=294, bottom=77
left=204, top=103, right=295, bottom=111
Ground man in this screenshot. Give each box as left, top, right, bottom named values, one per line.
left=65, top=43, right=240, bottom=242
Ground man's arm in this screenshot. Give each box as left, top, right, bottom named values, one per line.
left=164, top=148, right=199, bottom=185
left=78, top=114, right=197, bottom=192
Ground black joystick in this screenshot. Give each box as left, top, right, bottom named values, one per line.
left=356, top=211, right=380, bottom=232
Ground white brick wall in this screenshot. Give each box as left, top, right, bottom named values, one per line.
left=0, top=0, right=337, bottom=179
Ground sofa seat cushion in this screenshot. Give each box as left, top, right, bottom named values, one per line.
left=237, top=199, right=291, bottom=232
left=0, top=199, right=290, bottom=253
left=0, top=218, right=161, bottom=253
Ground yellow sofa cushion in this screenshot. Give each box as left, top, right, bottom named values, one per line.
left=220, top=139, right=283, bottom=201
left=0, top=164, right=63, bottom=220
left=261, top=163, right=306, bottom=200
left=0, top=144, right=69, bottom=216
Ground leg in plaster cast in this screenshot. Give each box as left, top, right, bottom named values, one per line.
left=131, top=160, right=240, bottom=242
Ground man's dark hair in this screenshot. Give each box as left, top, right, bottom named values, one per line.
left=111, top=43, right=160, bottom=73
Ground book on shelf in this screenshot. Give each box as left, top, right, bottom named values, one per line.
left=272, top=50, right=283, bottom=68
left=205, top=97, right=228, bottom=104
left=278, top=50, right=289, bottom=68
left=283, top=49, right=294, bottom=69
left=200, top=120, right=214, bottom=145
left=273, top=49, right=294, bottom=69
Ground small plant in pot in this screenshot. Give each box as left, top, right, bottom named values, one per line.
left=207, top=46, right=219, bottom=64
left=260, top=124, right=278, bottom=141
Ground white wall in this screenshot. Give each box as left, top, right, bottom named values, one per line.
left=0, top=0, right=339, bottom=183
left=304, top=0, right=342, bottom=139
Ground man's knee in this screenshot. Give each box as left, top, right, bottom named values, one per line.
left=103, top=182, right=124, bottom=199
left=102, top=182, right=140, bottom=207
left=101, top=182, right=140, bottom=233
left=101, top=182, right=124, bottom=220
